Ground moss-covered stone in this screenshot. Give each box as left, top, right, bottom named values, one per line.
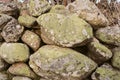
left=111, top=47, right=120, bottom=69
left=18, top=15, right=36, bottom=28
left=8, top=63, right=37, bottom=79
left=96, top=25, right=120, bottom=46
left=66, top=0, right=109, bottom=29
left=37, top=13, right=93, bottom=47
left=91, top=63, right=120, bottom=80
left=21, top=30, right=41, bottom=51
left=0, top=43, right=30, bottom=64
left=29, top=45, right=97, bottom=80
left=50, top=5, right=69, bottom=15
left=87, top=38, right=112, bottom=64
left=28, top=0, right=51, bottom=16
left=12, top=76, right=32, bottom=80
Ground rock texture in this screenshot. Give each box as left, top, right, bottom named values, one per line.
left=66, top=0, right=109, bottom=29
left=0, top=43, right=29, bottom=64
left=37, top=13, right=93, bottom=47
left=29, top=45, right=97, bottom=80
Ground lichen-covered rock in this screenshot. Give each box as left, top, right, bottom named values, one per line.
left=50, top=5, right=69, bottom=15
left=21, top=30, right=41, bottom=51
left=0, top=2, right=18, bottom=16
left=111, top=47, right=120, bottom=69
left=95, top=25, right=120, bottom=46
left=0, top=43, right=29, bottom=64
left=28, top=0, right=51, bottom=16
left=0, top=72, right=8, bottom=80
left=87, top=38, right=112, bottom=64
left=12, top=76, right=32, bottom=80
left=29, top=45, right=97, bottom=80
left=66, top=0, right=109, bottom=29
left=91, top=63, right=120, bottom=80
left=18, top=15, right=36, bottom=28
left=8, top=63, right=37, bottom=79
left=1, top=17, right=24, bottom=42
left=37, top=13, right=93, bottom=47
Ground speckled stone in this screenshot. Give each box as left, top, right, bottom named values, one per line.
left=37, top=13, right=93, bottom=47
left=8, top=63, right=37, bottom=79
left=92, top=63, right=120, bottom=80
left=0, top=43, right=30, bottom=64
left=29, top=45, right=97, bottom=80
left=21, top=30, right=41, bottom=51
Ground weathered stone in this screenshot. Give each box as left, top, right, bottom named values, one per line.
left=0, top=43, right=29, bottom=64
left=21, top=30, right=41, bottom=51
left=1, top=18, right=24, bottom=42
left=50, top=5, right=69, bottom=15
left=29, top=45, right=97, bottom=80
left=37, top=13, right=93, bottom=47
left=0, top=72, right=8, bottom=80
left=66, top=0, right=109, bottom=29
left=111, top=47, right=120, bottom=69
left=0, top=2, right=18, bottom=16
left=12, top=76, right=32, bottom=80
left=96, top=25, right=120, bottom=46
left=0, top=14, right=12, bottom=30
left=8, top=63, right=37, bottom=79
left=91, top=63, right=120, bottom=80
left=87, top=38, right=112, bottom=64
left=18, top=15, right=36, bottom=28
left=28, top=0, right=51, bottom=16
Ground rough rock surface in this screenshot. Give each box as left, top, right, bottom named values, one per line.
left=96, top=25, right=120, bottom=46
left=1, top=17, right=24, bottom=42
left=87, top=38, right=112, bottom=64
left=0, top=2, right=18, bottom=16
left=18, top=15, right=36, bottom=28
left=92, top=63, right=120, bottom=80
left=8, top=63, right=37, bottom=79
left=0, top=43, right=29, bottom=64
left=111, top=47, right=120, bottom=69
left=28, top=0, right=51, bottom=16
left=37, top=13, right=93, bottom=47
left=29, top=45, right=97, bottom=80
left=21, top=30, right=41, bottom=51
left=12, top=76, right=32, bottom=80
left=0, top=72, right=8, bottom=80
left=66, top=0, right=109, bottom=29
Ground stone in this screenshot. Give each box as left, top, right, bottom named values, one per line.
left=0, top=2, right=18, bottom=16
left=8, top=63, right=37, bottom=79
left=91, top=63, right=120, bottom=80
left=111, top=47, right=120, bottom=69
left=18, top=15, right=36, bottom=28
left=37, top=13, right=93, bottom=47
left=21, top=30, right=41, bottom=51
left=95, top=25, right=120, bottom=46
left=87, top=38, right=112, bottom=64
left=0, top=14, right=12, bottom=30
left=28, top=0, right=51, bottom=16
left=66, top=0, right=109, bottom=29
left=29, top=45, right=97, bottom=80
left=0, top=72, right=8, bottom=80
left=50, top=5, right=69, bottom=15
left=1, top=17, right=24, bottom=42
left=0, top=43, right=29, bottom=64
left=12, top=76, right=32, bottom=80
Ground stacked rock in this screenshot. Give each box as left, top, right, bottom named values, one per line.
left=0, top=0, right=119, bottom=80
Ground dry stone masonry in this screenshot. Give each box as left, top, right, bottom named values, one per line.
left=0, top=0, right=119, bottom=80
